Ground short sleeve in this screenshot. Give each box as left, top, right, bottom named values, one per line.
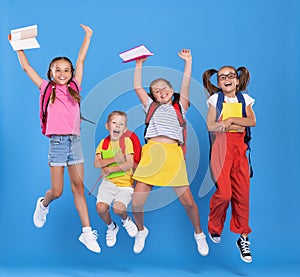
left=242, top=93, right=255, bottom=106
left=206, top=94, right=218, bottom=108
left=125, top=137, right=134, bottom=155
left=95, top=139, right=104, bottom=155
left=39, top=79, right=49, bottom=95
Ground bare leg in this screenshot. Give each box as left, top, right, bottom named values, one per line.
left=96, top=202, right=112, bottom=225
left=43, top=166, right=64, bottom=207
left=68, top=163, right=90, bottom=227
left=173, top=186, right=202, bottom=234
left=113, top=201, right=128, bottom=221
left=132, top=182, right=152, bottom=231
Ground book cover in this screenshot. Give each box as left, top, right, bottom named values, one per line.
left=101, top=149, right=126, bottom=179
left=119, top=44, right=153, bottom=63
left=222, top=102, right=242, bottom=132
left=8, top=24, right=40, bottom=51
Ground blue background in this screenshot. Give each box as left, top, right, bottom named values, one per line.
left=0, top=0, right=299, bottom=276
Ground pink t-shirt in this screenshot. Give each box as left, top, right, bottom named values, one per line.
left=39, top=79, right=82, bottom=136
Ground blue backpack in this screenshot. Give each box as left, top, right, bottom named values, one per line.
left=211, top=91, right=253, bottom=178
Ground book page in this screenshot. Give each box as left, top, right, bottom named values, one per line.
left=9, top=38, right=40, bottom=51
left=10, top=25, right=37, bottom=40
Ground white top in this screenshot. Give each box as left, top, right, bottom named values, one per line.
left=144, top=98, right=186, bottom=144
left=206, top=92, right=255, bottom=108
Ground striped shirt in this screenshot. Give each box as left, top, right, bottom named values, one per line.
left=144, top=98, right=186, bottom=144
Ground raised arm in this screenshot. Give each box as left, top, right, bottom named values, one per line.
left=178, top=49, right=192, bottom=111
left=16, top=50, right=42, bottom=88
left=74, top=24, right=93, bottom=86
left=134, top=58, right=149, bottom=107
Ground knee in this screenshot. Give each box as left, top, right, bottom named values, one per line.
left=51, top=188, right=63, bottom=200
left=113, top=206, right=125, bottom=217
left=131, top=197, right=144, bottom=212
left=218, top=190, right=232, bottom=203
left=71, top=182, right=84, bottom=195
left=182, top=200, right=196, bottom=213
left=96, top=203, right=109, bottom=216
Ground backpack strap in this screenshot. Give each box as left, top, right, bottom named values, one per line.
left=102, top=136, right=111, bottom=150
left=144, top=101, right=160, bottom=142
left=173, top=102, right=187, bottom=156
left=41, top=81, right=55, bottom=123
left=216, top=92, right=224, bottom=121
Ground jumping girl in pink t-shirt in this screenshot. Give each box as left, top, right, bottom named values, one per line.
left=14, top=24, right=100, bottom=253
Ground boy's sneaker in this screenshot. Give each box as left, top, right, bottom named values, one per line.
left=194, top=232, right=209, bottom=256
left=33, top=197, right=49, bottom=228
left=133, top=226, right=149, bottom=254
left=79, top=230, right=101, bottom=253
left=236, top=235, right=252, bottom=263
left=209, top=233, right=221, bottom=244
left=122, top=217, right=138, bottom=237
left=106, top=222, right=119, bottom=247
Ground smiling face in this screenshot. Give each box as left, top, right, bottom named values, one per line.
left=217, top=67, right=239, bottom=97
left=106, top=114, right=127, bottom=141
left=150, top=80, right=174, bottom=104
left=50, top=59, right=73, bottom=85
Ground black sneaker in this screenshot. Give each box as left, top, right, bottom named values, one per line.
left=209, top=233, right=221, bottom=244
left=236, top=235, right=252, bottom=263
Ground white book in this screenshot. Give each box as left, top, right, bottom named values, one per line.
left=119, top=44, right=153, bottom=63
left=8, top=25, right=40, bottom=51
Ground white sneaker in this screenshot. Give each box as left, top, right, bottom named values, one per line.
left=122, top=217, right=138, bottom=237
left=194, top=232, right=209, bottom=256
left=106, top=223, right=119, bottom=247
left=33, top=197, right=49, bottom=228
left=78, top=230, right=101, bottom=253
left=133, top=226, right=149, bottom=254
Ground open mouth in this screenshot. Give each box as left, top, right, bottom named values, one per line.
left=224, top=82, right=232, bottom=87
left=113, top=130, right=120, bottom=136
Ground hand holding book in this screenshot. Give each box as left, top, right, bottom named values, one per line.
left=8, top=24, right=40, bottom=51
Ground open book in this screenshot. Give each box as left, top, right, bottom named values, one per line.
left=8, top=25, right=40, bottom=51
left=101, top=149, right=126, bottom=179
left=119, top=44, right=153, bottom=63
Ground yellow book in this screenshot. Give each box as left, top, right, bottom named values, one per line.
left=222, top=103, right=242, bottom=132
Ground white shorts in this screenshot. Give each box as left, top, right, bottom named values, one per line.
left=96, top=179, right=134, bottom=207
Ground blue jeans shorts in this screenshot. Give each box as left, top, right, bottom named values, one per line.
left=48, top=135, right=84, bottom=166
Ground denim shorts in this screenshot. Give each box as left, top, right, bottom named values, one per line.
left=48, top=135, right=84, bottom=166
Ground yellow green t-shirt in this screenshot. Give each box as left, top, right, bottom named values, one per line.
left=96, top=137, right=134, bottom=187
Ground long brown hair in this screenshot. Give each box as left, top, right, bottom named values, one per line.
left=202, top=66, right=250, bottom=96
left=47, top=57, right=81, bottom=104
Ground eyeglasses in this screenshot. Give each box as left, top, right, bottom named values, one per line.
left=217, top=73, right=237, bottom=81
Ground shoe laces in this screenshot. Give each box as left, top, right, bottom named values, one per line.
left=86, top=230, right=99, bottom=241
left=240, top=238, right=251, bottom=254
left=106, top=227, right=117, bottom=240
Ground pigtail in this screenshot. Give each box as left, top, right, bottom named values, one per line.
left=50, top=83, right=56, bottom=104
left=202, top=69, right=220, bottom=96
left=68, top=84, right=81, bottom=103
left=237, top=66, right=250, bottom=92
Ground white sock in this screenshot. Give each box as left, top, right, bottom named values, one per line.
left=121, top=217, right=129, bottom=224
left=107, top=221, right=115, bottom=230
left=82, top=226, right=92, bottom=233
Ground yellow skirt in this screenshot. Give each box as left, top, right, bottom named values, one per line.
left=132, top=140, right=189, bottom=187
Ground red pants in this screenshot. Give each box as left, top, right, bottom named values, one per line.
left=208, top=132, right=251, bottom=235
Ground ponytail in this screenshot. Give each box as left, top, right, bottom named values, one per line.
left=67, top=83, right=81, bottom=103
left=202, top=69, right=221, bottom=96
left=237, top=66, right=250, bottom=92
